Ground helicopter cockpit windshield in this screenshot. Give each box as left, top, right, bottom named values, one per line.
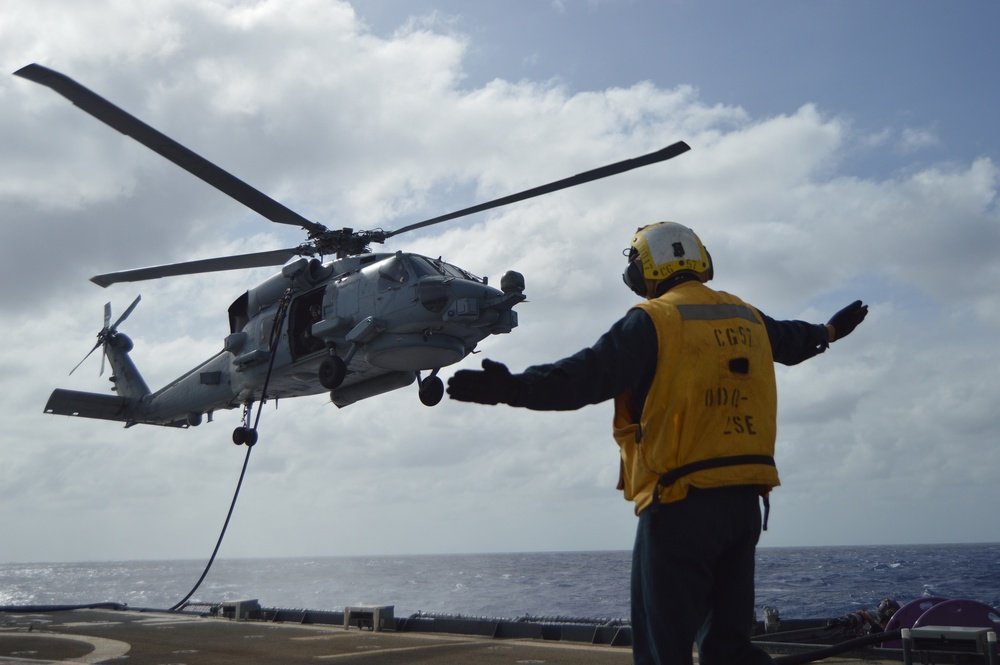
left=408, top=255, right=482, bottom=283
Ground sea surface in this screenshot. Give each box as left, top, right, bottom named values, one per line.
left=2, top=543, right=998, bottom=621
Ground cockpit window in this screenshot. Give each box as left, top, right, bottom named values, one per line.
left=439, top=262, right=469, bottom=279
left=409, top=255, right=482, bottom=282
left=447, top=262, right=480, bottom=282
left=408, top=256, right=439, bottom=279
left=378, top=255, right=409, bottom=287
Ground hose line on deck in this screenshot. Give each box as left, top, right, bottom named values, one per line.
left=770, top=629, right=902, bottom=665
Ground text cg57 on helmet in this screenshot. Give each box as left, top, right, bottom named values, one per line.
left=623, top=222, right=714, bottom=298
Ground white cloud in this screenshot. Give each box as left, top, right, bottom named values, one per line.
left=898, top=126, right=940, bottom=153
left=1, top=0, right=998, bottom=565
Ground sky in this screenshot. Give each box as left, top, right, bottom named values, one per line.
left=1, top=0, right=998, bottom=566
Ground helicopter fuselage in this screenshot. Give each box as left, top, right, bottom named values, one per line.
left=45, top=251, right=524, bottom=428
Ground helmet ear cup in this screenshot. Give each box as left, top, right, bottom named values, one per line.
left=623, top=258, right=647, bottom=297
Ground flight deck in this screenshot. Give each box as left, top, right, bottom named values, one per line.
left=2, top=606, right=965, bottom=664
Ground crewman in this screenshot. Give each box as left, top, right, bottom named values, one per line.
left=447, top=221, right=868, bottom=665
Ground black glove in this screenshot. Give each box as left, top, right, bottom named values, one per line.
left=447, top=359, right=519, bottom=405
left=828, top=300, right=868, bottom=341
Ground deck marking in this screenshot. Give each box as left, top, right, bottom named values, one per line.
left=316, top=638, right=492, bottom=660
left=0, top=632, right=130, bottom=664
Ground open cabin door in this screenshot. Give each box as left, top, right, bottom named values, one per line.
left=289, top=286, right=328, bottom=360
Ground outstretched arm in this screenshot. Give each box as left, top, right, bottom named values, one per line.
left=764, top=300, right=869, bottom=365
left=447, top=309, right=657, bottom=409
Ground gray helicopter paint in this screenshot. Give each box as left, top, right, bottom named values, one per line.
left=45, top=250, right=527, bottom=428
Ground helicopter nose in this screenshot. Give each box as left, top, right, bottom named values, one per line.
left=415, top=273, right=524, bottom=332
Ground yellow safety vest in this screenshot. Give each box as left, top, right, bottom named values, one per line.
left=613, top=281, right=780, bottom=514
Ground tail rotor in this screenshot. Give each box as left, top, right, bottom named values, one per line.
left=71, top=295, right=141, bottom=376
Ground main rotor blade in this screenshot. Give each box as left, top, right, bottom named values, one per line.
left=91, top=248, right=303, bottom=287
left=385, top=141, right=691, bottom=239
left=14, top=64, right=328, bottom=236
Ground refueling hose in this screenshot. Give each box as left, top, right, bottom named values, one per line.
left=167, top=443, right=253, bottom=612
left=167, top=290, right=290, bottom=611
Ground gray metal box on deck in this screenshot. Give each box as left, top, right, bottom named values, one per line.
left=344, top=605, right=394, bottom=631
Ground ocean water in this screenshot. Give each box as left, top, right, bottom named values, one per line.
left=2, top=543, right=998, bottom=621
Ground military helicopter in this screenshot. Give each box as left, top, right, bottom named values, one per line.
left=18, top=64, right=690, bottom=444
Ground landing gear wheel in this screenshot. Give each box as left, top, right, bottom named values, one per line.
left=418, top=375, right=444, bottom=407
left=232, top=426, right=258, bottom=446
left=318, top=356, right=347, bottom=389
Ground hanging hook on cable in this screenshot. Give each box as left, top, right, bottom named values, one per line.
left=232, top=288, right=293, bottom=446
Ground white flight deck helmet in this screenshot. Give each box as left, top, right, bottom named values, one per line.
left=623, top=222, right=714, bottom=298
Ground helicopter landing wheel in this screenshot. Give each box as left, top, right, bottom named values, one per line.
left=232, top=426, right=258, bottom=446
left=418, top=375, right=444, bottom=407
left=318, top=356, right=347, bottom=389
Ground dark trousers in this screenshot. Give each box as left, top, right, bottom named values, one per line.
left=630, top=486, right=773, bottom=665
